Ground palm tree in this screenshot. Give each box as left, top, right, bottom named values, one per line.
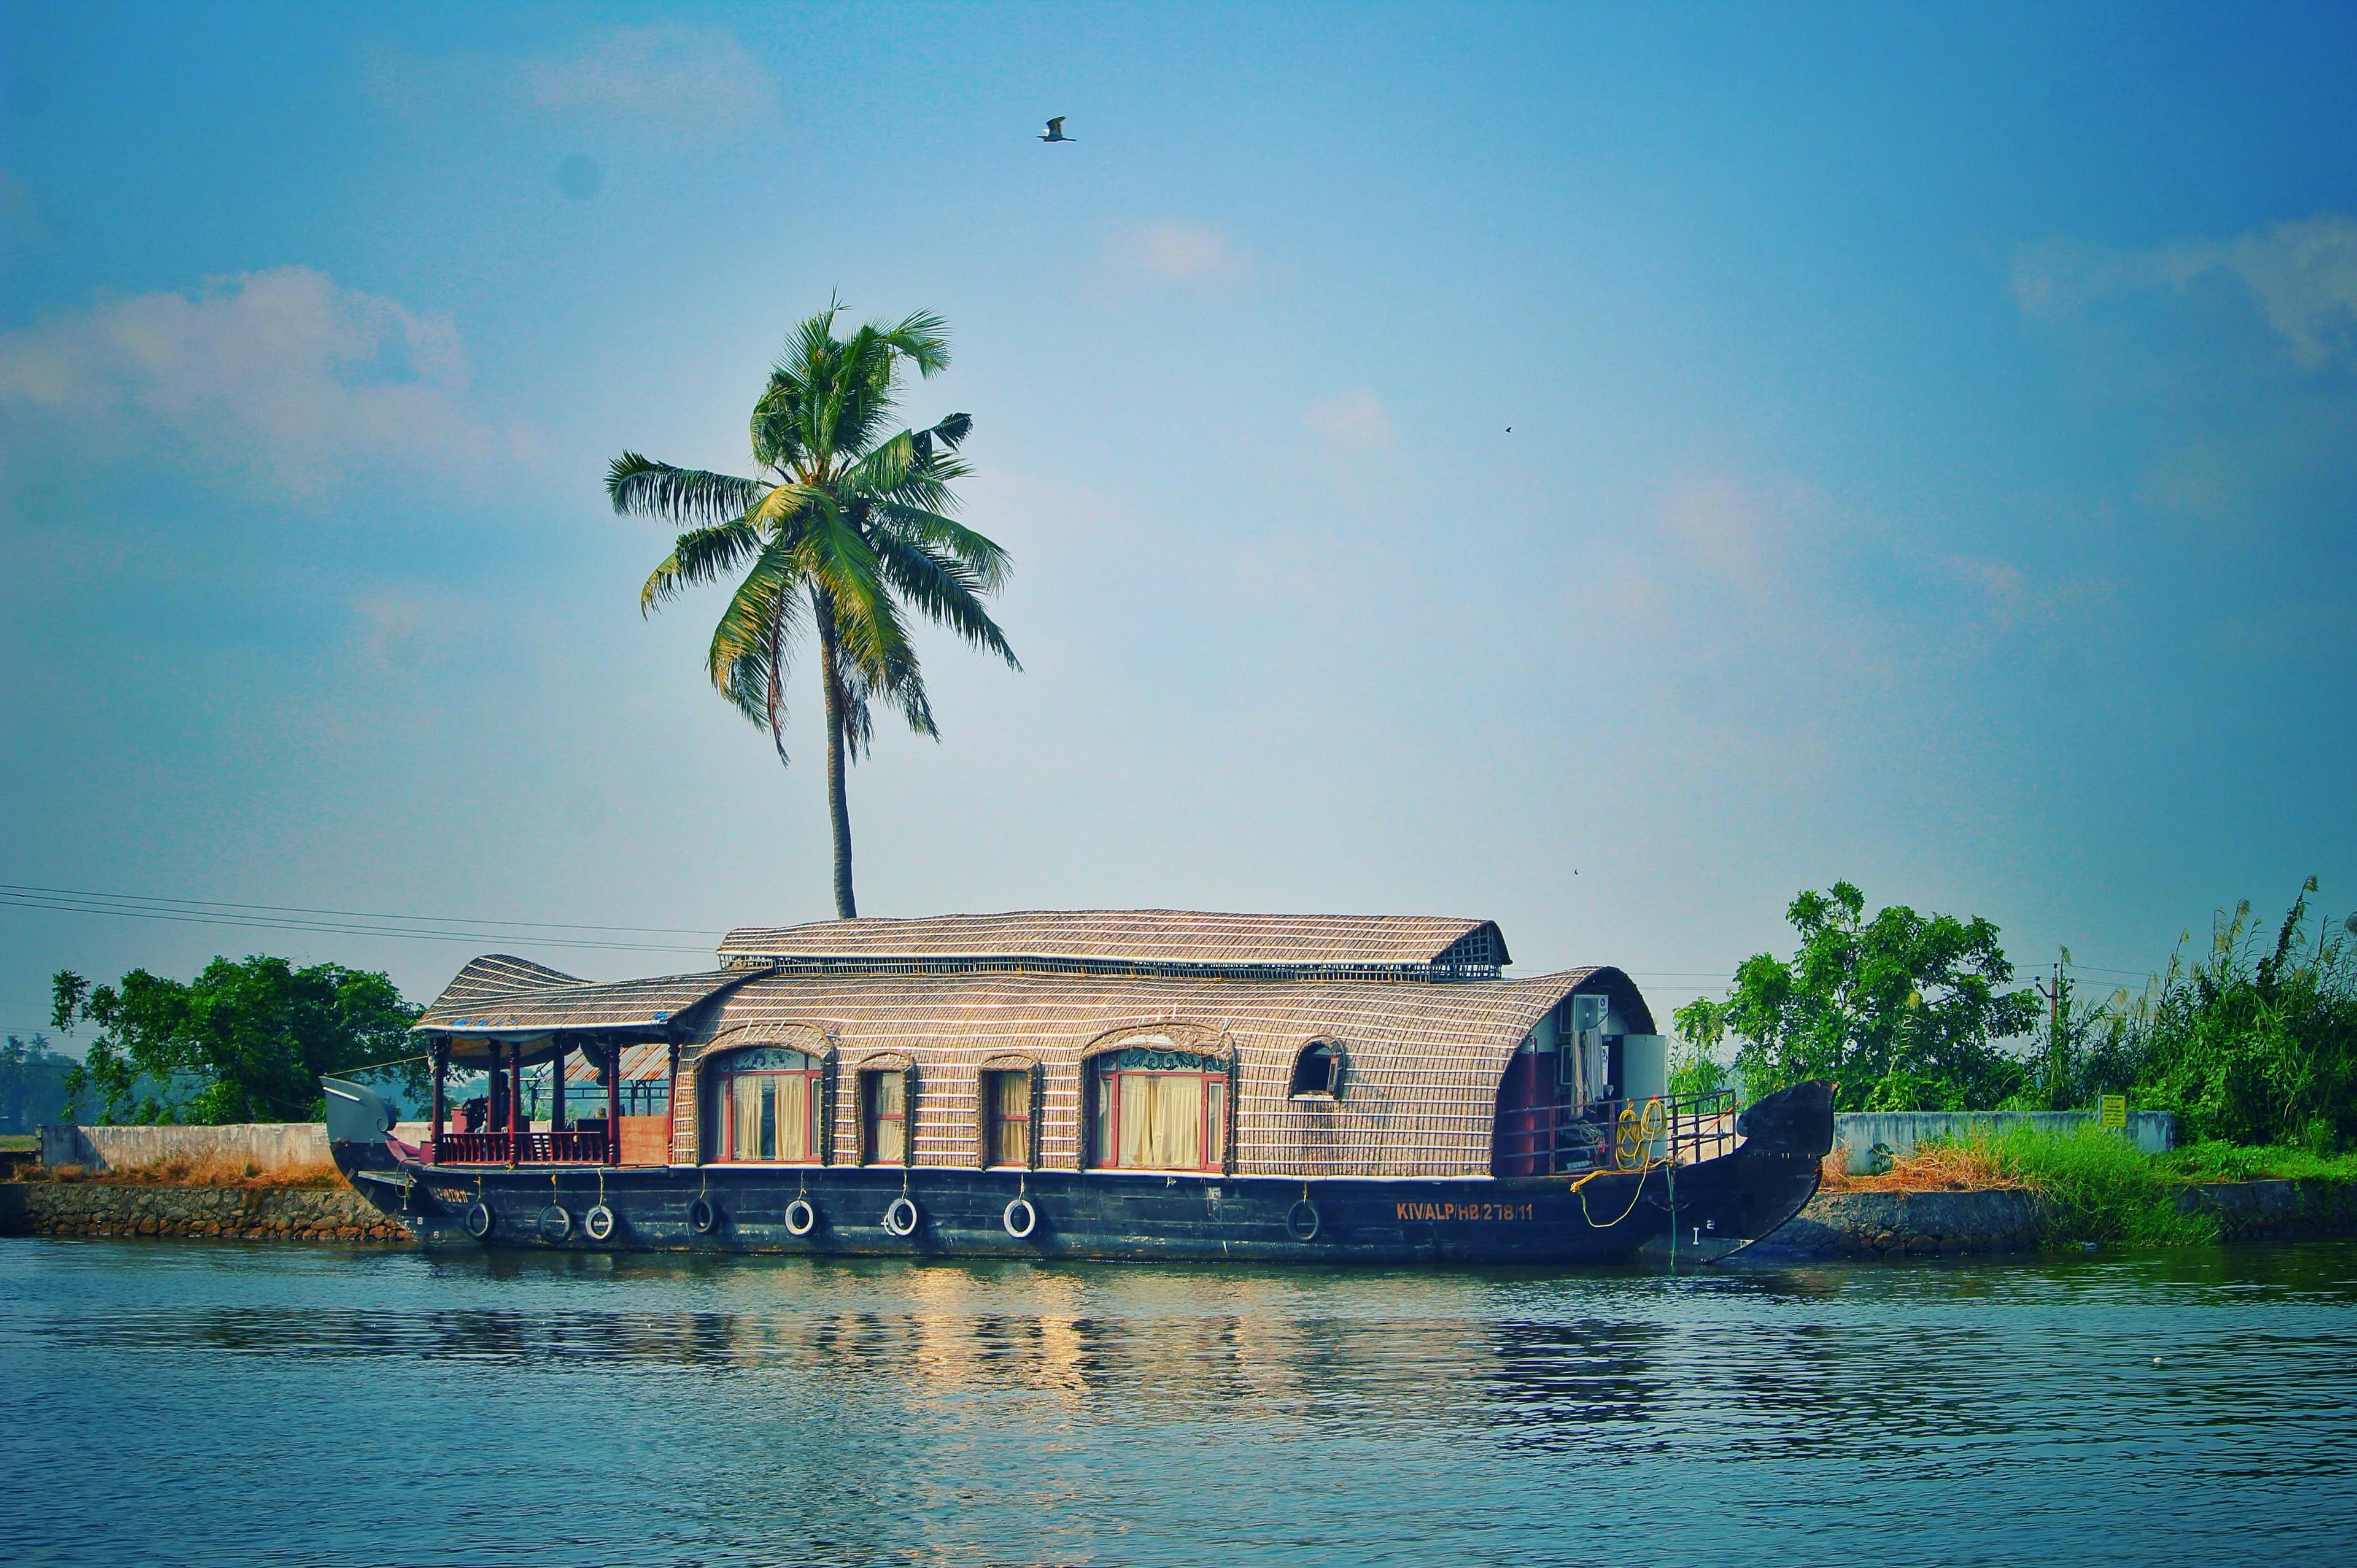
left=608, top=304, right=1019, bottom=918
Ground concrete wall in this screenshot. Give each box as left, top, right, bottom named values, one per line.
left=1831, top=1110, right=2175, bottom=1173
left=37, top=1121, right=435, bottom=1172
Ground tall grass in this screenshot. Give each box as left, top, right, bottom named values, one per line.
left=2159, top=1140, right=2357, bottom=1183
left=10, top=1153, right=342, bottom=1189
left=1836, top=1125, right=2221, bottom=1246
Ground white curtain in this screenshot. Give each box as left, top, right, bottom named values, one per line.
left=1117, top=1073, right=1204, bottom=1170
left=773, top=1073, right=811, bottom=1162
left=730, top=1073, right=766, bottom=1161
left=991, top=1071, right=1029, bottom=1167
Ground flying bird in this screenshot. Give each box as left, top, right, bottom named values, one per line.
left=1040, top=117, right=1075, bottom=142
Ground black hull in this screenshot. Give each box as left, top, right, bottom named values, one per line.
left=334, top=1084, right=1832, bottom=1268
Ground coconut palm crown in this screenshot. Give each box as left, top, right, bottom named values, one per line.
left=608, top=304, right=1018, bottom=918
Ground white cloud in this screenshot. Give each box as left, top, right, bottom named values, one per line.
left=0, top=266, right=493, bottom=493
left=2015, top=212, right=2357, bottom=372
left=1651, top=471, right=1832, bottom=589
left=354, top=592, right=426, bottom=668
left=1109, top=221, right=1250, bottom=284
left=519, top=25, right=776, bottom=136
left=1304, top=388, right=1393, bottom=450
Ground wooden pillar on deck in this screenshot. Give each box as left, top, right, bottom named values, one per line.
left=429, top=1040, right=447, bottom=1163
left=605, top=1043, right=622, bottom=1165
left=486, top=1043, right=506, bottom=1138
left=551, top=1037, right=567, bottom=1140
left=507, top=1042, right=524, bottom=1167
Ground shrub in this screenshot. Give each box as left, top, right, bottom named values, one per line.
left=1950, top=1124, right=2218, bottom=1246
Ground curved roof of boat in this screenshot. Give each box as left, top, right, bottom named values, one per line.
left=665, top=962, right=1650, bottom=1178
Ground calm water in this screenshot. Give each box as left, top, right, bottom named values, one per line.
left=4, top=1239, right=2355, bottom=1567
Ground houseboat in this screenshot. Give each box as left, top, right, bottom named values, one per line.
left=325, top=911, right=1832, bottom=1264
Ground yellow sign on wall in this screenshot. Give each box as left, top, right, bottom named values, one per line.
left=2098, top=1094, right=2127, bottom=1129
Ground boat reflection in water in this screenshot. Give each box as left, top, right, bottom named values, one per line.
left=16, top=1240, right=2357, bottom=1566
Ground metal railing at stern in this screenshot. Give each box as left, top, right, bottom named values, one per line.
left=1495, top=1087, right=1739, bottom=1177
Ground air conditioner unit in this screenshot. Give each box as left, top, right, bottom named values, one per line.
left=1559, top=994, right=1612, bottom=1091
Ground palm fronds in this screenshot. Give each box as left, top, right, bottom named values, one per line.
left=611, top=303, right=1017, bottom=916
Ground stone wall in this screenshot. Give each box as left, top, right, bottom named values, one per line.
left=38, top=1121, right=435, bottom=1173
left=0, top=1180, right=409, bottom=1241
left=1830, top=1110, right=2175, bottom=1173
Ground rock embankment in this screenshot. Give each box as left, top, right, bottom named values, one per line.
left=1760, top=1178, right=2357, bottom=1260
left=0, top=1180, right=409, bottom=1242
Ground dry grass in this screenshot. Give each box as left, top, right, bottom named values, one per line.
left=1819, top=1140, right=2024, bottom=1193
left=10, top=1155, right=343, bottom=1189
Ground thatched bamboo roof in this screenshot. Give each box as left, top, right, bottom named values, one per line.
left=654, top=964, right=1647, bottom=1178
left=417, top=962, right=750, bottom=1039
left=717, top=910, right=1509, bottom=975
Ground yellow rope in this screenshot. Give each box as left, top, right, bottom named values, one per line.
left=1575, top=1098, right=1674, bottom=1229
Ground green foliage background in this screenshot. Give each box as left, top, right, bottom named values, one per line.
left=50, top=956, right=422, bottom=1124
left=1672, top=881, right=2039, bottom=1112
left=1674, top=878, right=2357, bottom=1150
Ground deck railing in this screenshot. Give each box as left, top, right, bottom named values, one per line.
left=431, top=1128, right=610, bottom=1165
left=1495, top=1088, right=1740, bottom=1176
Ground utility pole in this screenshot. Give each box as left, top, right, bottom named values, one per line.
left=2034, top=946, right=2066, bottom=1110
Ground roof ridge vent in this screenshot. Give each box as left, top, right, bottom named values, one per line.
left=714, top=910, right=1511, bottom=974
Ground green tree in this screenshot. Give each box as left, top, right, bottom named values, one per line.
left=609, top=303, right=1020, bottom=917
left=50, top=956, right=421, bottom=1124
left=1673, top=881, right=2040, bottom=1111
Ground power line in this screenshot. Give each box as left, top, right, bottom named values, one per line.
left=0, top=886, right=719, bottom=956
left=0, top=882, right=722, bottom=938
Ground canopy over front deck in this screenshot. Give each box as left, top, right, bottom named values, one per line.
left=416, top=957, right=751, bottom=1064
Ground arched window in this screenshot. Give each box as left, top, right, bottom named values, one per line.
left=1089, top=1045, right=1227, bottom=1172
left=708, top=1046, right=821, bottom=1163
left=1289, top=1041, right=1344, bottom=1099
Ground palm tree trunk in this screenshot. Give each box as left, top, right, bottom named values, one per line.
left=817, top=619, right=857, bottom=919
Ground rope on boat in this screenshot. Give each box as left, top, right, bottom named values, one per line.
left=1569, top=1098, right=1674, bottom=1230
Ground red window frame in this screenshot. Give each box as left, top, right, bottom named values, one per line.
left=984, top=1069, right=1032, bottom=1168
left=1089, top=1051, right=1228, bottom=1173
left=710, top=1051, right=822, bottom=1164
left=863, top=1068, right=909, bottom=1166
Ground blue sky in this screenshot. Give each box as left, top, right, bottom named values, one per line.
left=2, top=1, right=2352, bottom=1040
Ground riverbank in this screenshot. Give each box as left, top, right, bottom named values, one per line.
left=1760, top=1126, right=2357, bottom=1259
left=0, top=1178, right=409, bottom=1241
left=1754, top=1178, right=2357, bottom=1260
